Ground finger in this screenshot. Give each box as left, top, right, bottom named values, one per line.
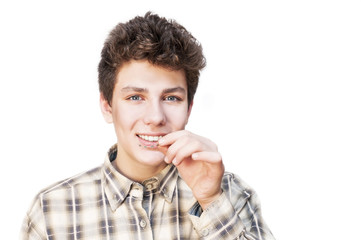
left=157, top=145, right=169, bottom=158
left=165, top=134, right=193, bottom=165
left=191, top=151, right=222, bottom=164
left=171, top=140, right=203, bottom=165
left=158, top=130, right=189, bottom=147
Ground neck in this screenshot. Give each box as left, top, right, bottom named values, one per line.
left=112, top=156, right=167, bottom=182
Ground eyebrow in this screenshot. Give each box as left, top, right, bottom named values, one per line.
left=121, top=86, right=148, bottom=93
left=121, top=86, right=186, bottom=94
left=162, top=87, right=186, bottom=94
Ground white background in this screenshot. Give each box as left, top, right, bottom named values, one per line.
left=1, top=0, right=360, bottom=239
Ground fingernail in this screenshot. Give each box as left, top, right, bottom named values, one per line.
left=172, top=158, right=177, bottom=165
left=158, top=139, right=164, bottom=145
left=164, top=156, right=169, bottom=163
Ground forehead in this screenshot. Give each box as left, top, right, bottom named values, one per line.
left=115, top=60, right=187, bottom=90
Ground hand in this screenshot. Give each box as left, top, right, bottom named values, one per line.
left=158, top=130, right=225, bottom=210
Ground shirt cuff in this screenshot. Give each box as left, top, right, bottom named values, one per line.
left=188, top=192, right=245, bottom=239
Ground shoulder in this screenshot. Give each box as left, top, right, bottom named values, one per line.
left=221, top=172, right=258, bottom=207
left=34, top=165, right=103, bottom=201
left=27, top=165, right=103, bottom=212
left=221, top=171, right=255, bottom=193
left=23, top=165, right=104, bottom=234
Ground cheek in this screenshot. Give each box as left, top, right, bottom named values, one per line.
left=112, top=105, right=143, bottom=131
left=165, top=107, right=189, bottom=128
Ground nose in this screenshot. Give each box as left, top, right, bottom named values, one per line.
left=143, top=101, right=166, bottom=126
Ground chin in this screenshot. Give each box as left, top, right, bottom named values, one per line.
left=138, top=151, right=166, bottom=167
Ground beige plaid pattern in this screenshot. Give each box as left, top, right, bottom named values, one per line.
left=21, top=145, right=275, bottom=240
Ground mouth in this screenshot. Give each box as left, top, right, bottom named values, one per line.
left=136, top=134, right=165, bottom=148
left=137, top=134, right=163, bottom=142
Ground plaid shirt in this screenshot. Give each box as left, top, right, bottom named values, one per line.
left=21, top=146, right=275, bottom=240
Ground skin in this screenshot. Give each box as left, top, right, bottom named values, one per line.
left=100, top=60, right=224, bottom=210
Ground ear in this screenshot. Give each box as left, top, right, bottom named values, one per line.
left=100, top=93, right=113, bottom=123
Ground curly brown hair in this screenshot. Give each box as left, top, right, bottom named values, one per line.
left=98, top=12, right=206, bottom=107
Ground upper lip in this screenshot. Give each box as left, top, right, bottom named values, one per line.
left=136, top=133, right=167, bottom=137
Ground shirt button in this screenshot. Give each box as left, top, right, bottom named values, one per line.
left=201, top=228, right=209, bottom=237
left=140, top=219, right=147, bottom=228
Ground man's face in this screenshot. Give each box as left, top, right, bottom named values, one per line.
left=101, top=60, right=191, bottom=175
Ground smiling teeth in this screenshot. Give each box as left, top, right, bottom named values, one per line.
left=138, top=135, right=163, bottom=142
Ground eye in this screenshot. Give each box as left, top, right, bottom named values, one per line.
left=164, top=96, right=182, bottom=102
left=127, top=95, right=142, bottom=101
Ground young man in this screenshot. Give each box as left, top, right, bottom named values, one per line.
left=21, top=12, right=275, bottom=240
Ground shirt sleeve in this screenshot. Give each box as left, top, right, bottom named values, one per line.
left=20, top=196, right=47, bottom=240
left=188, top=173, right=275, bottom=240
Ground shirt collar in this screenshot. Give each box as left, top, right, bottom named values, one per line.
left=151, top=163, right=178, bottom=203
left=102, top=145, right=179, bottom=212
